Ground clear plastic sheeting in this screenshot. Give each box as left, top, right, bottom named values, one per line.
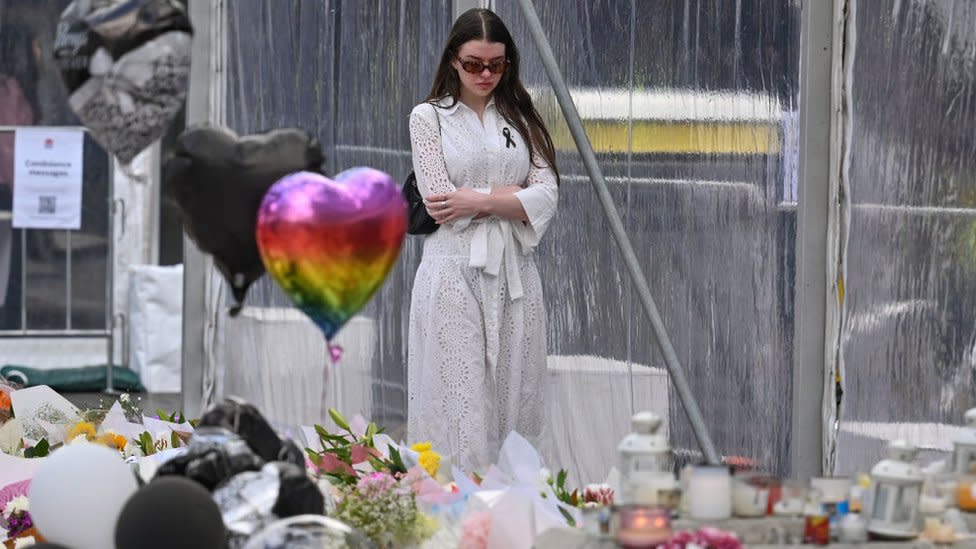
left=222, top=0, right=453, bottom=435
left=835, top=0, right=976, bottom=475
left=496, top=0, right=801, bottom=475
left=220, top=0, right=801, bottom=479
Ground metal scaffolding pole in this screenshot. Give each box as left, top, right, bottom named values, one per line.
left=790, top=0, right=841, bottom=479
left=181, top=0, right=224, bottom=419
left=514, top=0, right=720, bottom=465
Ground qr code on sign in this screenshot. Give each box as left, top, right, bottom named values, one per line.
left=38, top=196, right=56, bottom=214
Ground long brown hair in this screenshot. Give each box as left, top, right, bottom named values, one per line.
left=425, top=8, right=559, bottom=183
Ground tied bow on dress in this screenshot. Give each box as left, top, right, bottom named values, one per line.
left=455, top=189, right=528, bottom=302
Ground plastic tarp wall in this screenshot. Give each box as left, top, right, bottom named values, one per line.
left=492, top=0, right=800, bottom=476
left=834, top=0, right=976, bottom=474
left=218, top=0, right=801, bottom=479
left=219, top=0, right=454, bottom=440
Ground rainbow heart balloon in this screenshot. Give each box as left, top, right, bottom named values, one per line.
left=255, top=168, right=407, bottom=340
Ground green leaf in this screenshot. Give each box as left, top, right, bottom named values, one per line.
left=365, top=422, right=377, bottom=438
left=25, top=438, right=50, bottom=458
left=367, top=456, right=387, bottom=471
left=170, top=431, right=181, bottom=448
left=325, top=471, right=358, bottom=486
left=328, top=409, right=351, bottom=432
left=388, top=446, right=407, bottom=474
left=138, top=431, right=155, bottom=455
left=156, top=409, right=171, bottom=422
left=315, top=425, right=348, bottom=442
left=556, top=469, right=568, bottom=490
left=558, top=506, right=577, bottom=527
left=305, top=448, right=321, bottom=461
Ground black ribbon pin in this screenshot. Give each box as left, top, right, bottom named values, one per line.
left=502, top=127, right=516, bottom=148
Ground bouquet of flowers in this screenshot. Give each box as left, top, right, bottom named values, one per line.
left=305, top=410, right=454, bottom=547
left=545, top=468, right=614, bottom=526
left=306, top=409, right=408, bottom=484
left=0, top=387, right=194, bottom=462
left=333, top=471, right=435, bottom=548
left=660, top=527, right=743, bottom=549
left=1, top=495, right=39, bottom=548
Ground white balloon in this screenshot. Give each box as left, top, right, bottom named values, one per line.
left=29, top=443, right=139, bottom=549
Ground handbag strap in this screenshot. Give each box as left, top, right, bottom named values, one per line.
left=428, top=101, right=442, bottom=136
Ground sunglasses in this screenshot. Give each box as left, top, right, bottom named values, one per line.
left=457, top=57, right=509, bottom=75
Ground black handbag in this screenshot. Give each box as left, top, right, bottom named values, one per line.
left=403, top=172, right=439, bottom=235
left=403, top=104, right=442, bottom=235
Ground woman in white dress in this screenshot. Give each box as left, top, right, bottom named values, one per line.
left=407, top=8, right=559, bottom=472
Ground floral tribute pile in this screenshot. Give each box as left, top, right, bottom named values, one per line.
left=0, top=377, right=741, bottom=549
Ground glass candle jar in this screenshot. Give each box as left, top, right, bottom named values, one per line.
left=687, top=466, right=732, bottom=520
left=616, top=505, right=672, bottom=548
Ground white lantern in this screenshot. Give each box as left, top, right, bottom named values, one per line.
left=952, top=408, right=976, bottom=474
left=617, top=411, right=680, bottom=507
left=865, top=439, right=923, bottom=539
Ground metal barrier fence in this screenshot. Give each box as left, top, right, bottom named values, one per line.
left=0, top=126, right=123, bottom=393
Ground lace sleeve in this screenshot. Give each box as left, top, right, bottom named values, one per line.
left=409, top=104, right=456, bottom=198
left=513, top=151, right=559, bottom=250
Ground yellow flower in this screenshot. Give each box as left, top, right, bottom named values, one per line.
left=67, top=422, right=96, bottom=442
left=97, top=432, right=128, bottom=450
left=411, top=442, right=432, bottom=453
left=418, top=450, right=441, bottom=478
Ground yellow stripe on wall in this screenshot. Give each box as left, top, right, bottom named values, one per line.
left=549, top=121, right=781, bottom=155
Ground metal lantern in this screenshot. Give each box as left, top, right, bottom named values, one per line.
left=865, top=439, right=923, bottom=539
left=953, top=408, right=976, bottom=474
left=617, top=411, right=679, bottom=507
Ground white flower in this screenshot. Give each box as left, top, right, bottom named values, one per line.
left=123, top=442, right=144, bottom=459
left=13, top=535, right=36, bottom=548
left=2, top=496, right=29, bottom=519
left=0, top=419, right=23, bottom=456
left=536, top=468, right=553, bottom=493
left=68, top=434, right=91, bottom=445
left=119, top=393, right=130, bottom=403
left=153, top=432, right=173, bottom=452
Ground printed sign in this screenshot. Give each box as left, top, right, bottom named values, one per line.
left=12, top=128, right=84, bottom=229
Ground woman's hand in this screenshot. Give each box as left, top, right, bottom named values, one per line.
left=425, top=188, right=489, bottom=224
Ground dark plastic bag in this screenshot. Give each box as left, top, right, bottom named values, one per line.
left=198, top=396, right=306, bottom=467
left=155, top=426, right=265, bottom=491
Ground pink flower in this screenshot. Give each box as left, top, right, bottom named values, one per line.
left=582, top=483, right=615, bottom=506
left=355, top=471, right=397, bottom=497
left=663, top=528, right=742, bottom=549
left=350, top=444, right=379, bottom=465
left=317, top=453, right=356, bottom=476
left=459, top=511, right=492, bottom=549
left=695, top=527, right=742, bottom=549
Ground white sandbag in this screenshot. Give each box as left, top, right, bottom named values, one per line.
left=128, top=264, right=182, bottom=392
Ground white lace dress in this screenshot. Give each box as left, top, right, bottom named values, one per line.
left=407, top=97, right=558, bottom=472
